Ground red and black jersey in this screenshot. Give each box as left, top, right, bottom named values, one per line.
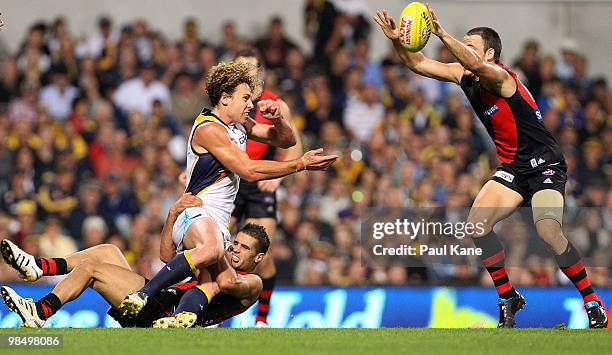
left=460, top=64, right=564, bottom=170
left=246, top=89, right=280, bottom=161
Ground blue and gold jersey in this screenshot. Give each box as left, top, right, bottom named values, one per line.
left=184, top=108, right=247, bottom=227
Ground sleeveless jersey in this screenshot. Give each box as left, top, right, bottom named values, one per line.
left=184, top=108, right=247, bottom=226
left=245, top=89, right=279, bottom=161
left=460, top=64, right=564, bottom=170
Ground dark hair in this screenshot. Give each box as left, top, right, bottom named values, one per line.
left=466, top=27, right=502, bottom=63
left=98, top=16, right=112, bottom=29
left=240, top=223, right=270, bottom=254
left=234, top=48, right=263, bottom=68
left=271, top=16, right=284, bottom=26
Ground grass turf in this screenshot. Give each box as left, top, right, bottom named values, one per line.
left=0, top=328, right=609, bottom=354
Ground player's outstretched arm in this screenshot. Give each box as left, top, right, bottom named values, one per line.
left=195, top=124, right=337, bottom=182
left=374, top=9, right=463, bottom=83
left=245, top=99, right=296, bottom=149
left=426, top=4, right=514, bottom=95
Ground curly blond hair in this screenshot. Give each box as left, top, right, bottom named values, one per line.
left=205, top=61, right=258, bottom=107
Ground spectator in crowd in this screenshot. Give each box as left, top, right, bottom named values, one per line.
left=76, top=16, right=119, bottom=59
left=0, top=58, right=20, bottom=104
left=39, top=62, right=78, bottom=122
left=8, top=81, right=40, bottom=124
left=81, top=215, right=108, bottom=249
left=255, top=16, right=298, bottom=70
left=112, top=61, right=170, bottom=117
left=37, top=217, right=77, bottom=258
left=343, top=83, right=384, bottom=143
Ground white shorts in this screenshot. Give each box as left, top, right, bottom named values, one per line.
left=172, top=206, right=232, bottom=252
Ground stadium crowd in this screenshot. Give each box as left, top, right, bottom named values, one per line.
left=0, top=0, right=610, bottom=289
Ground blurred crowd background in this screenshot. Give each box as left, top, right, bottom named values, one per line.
left=0, top=0, right=609, bottom=288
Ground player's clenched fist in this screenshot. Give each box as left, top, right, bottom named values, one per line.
left=298, top=149, right=338, bottom=171
left=258, top=99, right=281, bottom=120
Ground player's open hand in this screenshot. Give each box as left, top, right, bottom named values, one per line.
left=170, top=193, right=203, bottom=216
left=426, top=3, right=445, bottom=37
left=373, top=10, right=399, bottom=40
left=300, top=149, right=338, bottom=171
left=258, top=99, right=281, bottom=120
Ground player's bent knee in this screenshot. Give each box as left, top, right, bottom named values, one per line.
left=99, top=244, right=123, bottom=258
left=74, top=259, right=96, bottom=276
left=87, top=244, right=122, bottom=262
left=532, top=189, right=564, bottom=226
left=189, top=244, right=224, bottom=266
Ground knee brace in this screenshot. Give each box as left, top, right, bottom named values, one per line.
left=531, top=189, right=564, bottom=225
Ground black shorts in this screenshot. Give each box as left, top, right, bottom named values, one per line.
left=490, top=161, right=567, bottom=202
left=232, top=180, right=277, bottom=220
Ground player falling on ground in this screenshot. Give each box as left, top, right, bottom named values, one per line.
left=374, top=5, right=607, bottom=328
left=231, top=49, right=304, bottom=327
left=1, top=196, right=269, bottom=328
left=118, top=61, right=337, bottom=324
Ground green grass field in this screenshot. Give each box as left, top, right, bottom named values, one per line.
left=0, top=328, right=609, bottom=354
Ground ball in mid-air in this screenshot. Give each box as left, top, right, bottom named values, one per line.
left=398, top=2, right=433, bottom=52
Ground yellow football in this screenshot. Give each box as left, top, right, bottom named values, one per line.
left=398, top=2, right=433, bottom=52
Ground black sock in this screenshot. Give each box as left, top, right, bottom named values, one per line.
left=174, top=286, right=211, bottom=315
left=140, top=252, right=195, bottom=297
left=35, top=258, right=68, bottom=276
left=473, top=231, right=517, bottom=299
left=256, top=275, right=276, bottom=323
left=35, top=293, right=62, bottom=320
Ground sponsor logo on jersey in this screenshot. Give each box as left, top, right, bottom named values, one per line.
left=543, top=178, right=553, bottom=184
left=494, top=170, right=514, bottom=183
left=484, top=104, right=500, bottom=117
left=542, top=169, right=555, bottom=176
